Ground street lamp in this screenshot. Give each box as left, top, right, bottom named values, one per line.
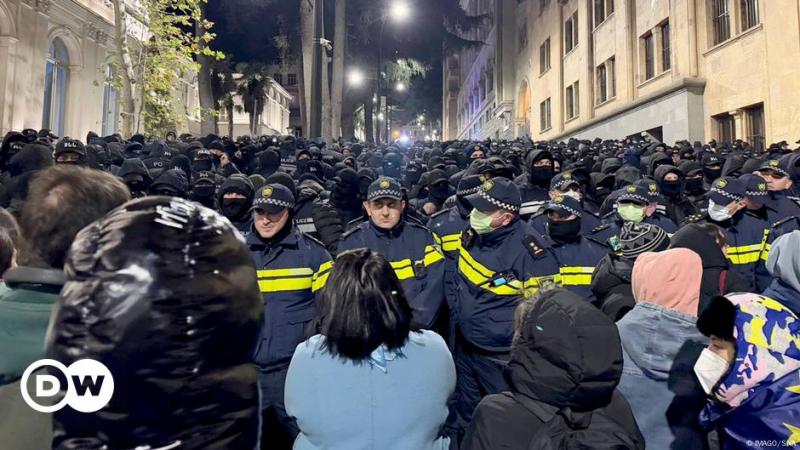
left=395, top=81, right=406, bottom=92
left=348, top=69, right=365, bottom=86
left=389, top=1, right=411, bottom=23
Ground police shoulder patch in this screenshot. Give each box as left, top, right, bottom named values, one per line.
left=772, top=215, right=798, bottom=229
left=523, top=235, right=545, bottom=257
left=300, top=231, right=326, bottom=248
left=590, top=224, right=611, bottom=234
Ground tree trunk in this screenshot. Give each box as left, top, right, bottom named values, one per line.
left=111, top=0, right=137, bottom=138
left=330, top=0, right=346, bottom=142
left=226, top=103, right=234, bottom=139
left=300, top=0, right=314, bottom=135
left=195, top=4, right=216, bottom=136
left=341, top=106, right=354, bottom=140
left=364, top=101, right=374, bottom=143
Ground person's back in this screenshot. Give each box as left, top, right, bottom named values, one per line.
left=617, top=249, right=710, bottom=449
left=285, top=249, right=455, bottom=450
left=287, top=331, right=454, bottom=450
left=463, top=288, right=644, bottom=450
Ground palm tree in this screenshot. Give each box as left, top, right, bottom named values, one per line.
left=236, top=63, right=271, bottom=136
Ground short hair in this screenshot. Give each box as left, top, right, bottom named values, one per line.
left=317, top=249, right=419, bottom=360
left=20, top=166, right=130, bottom=269
left=0, top=228, right=14, bottom=277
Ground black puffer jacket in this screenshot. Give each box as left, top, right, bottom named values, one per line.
left=670, top=223, right=751, bottom=314
left=463, top=289, right=644, bottom=450
left=591, top=254, right=636, bottom=321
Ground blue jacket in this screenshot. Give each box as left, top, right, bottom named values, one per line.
left=285, top=331, right=455, bottom=450
left=455, top=219, right=559, bottom=352
left=338, top=219, right=445, bottom=329
left=547, top=236, right=609, bottom=302
left=617, top=303, right=710, bottom=450
left=248, top=226, right=332, bottom=371
left=428, top=202, right=470, bottom=313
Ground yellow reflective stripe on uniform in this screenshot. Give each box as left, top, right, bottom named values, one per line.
left=424, top=245, right=445, bottom=266
left=311, top=260, right=334, bottom=292
left=555, top=267, right=595, bottom=286
left=727, top=244, right=763, bottom=254
left=727, top=252, right=761, bottom=265
left=258, top=277, right=312, bottom=293
left=257, top=268, right=314, bottom=278
left=440, top=233, right=462, bottom=252
left=457, top=247, right=523, bottom=296
left=433, top=233, right=443, bottom=246
left=389, top=259, right=415, bottom=280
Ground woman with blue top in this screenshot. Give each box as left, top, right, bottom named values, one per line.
left=285, top=249, right=456, bottom=450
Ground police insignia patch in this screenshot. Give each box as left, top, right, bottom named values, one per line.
left=554, top=195, right=564, bottom=203
left=648, top=183, right=657, bottom=192
left=563, top=172, right=572, bottom=179
left=483, top=179, right=495, bottom=191
left=716, top=179, right=727, bottom=189
left=626, top=185, right=637, bottom=193
left=379, top=179, right=391, bottom=189
left=262, top=186, right=273, bottom=197
left=759, top=183, right=767, bottom=191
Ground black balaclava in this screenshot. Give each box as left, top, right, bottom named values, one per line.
left=404, top=163, right=422, bottom=186
left=332, top=168, right=362, bottom=211
left=193, top=157, right=213, bottom=172
left=191, top=182, right=217, bottom=208
left=528, top=152, right=554, bottom=188
left=548, top=217, right=582, bottom=243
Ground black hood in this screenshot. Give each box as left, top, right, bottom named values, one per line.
left=150, top=168, right=189, bottom=195
left=590, top=254, right=634, bottom=300
left=118, top=158, right=152, bottom=182
left=647, top=151, right=671, bottom=176
left=600, top=157, right=622, bottom=175
left=669, top=223, right=728, bottom=269
left=8, top=142, right=53, bottom=176
left=653, top=164, right=682, bottom=184
left=508, top=288, right=622, bottom=411
left=721, top=154, right=745, bottom=177
left=613, top=165, right=641, bottom=189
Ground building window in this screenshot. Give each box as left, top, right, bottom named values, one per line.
left=101, top=66, right=119, bottom=136
left=540, top=98, right=551, bottom=131
left=642, top=32, right=655, bottom=80
left=273, top=73, right=283, bottom=85
left=594, top=0, right=614, bottom=27
left=609, top=57, right=616, bottom=97
left=287, top=73, right=297, bottom=86
left=661, top=22, right=671, bottom=71
left=714, top=113, right=735, bottom=144
left=712, top=0, right=731, bottom=45
left=745, top=103, right=765, bottom=152
left=741, top=0, right=759, bottom=31
left=596, top=63, right=607, bottom=104
left=539, top=38, right=551, bottom=74
left=565, top=81, right=579, bottom=120
left=43, top=38, right=69, bottom=136
left=564, top=12, right=578, bottom=54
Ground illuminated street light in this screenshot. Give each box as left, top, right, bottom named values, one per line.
left=389, top=1, right=411, bottom=22
left=395, top=82, right=406, bottom=92
left=377, top=112, right=385, bottom=121
left=348, top=69, right=365, bottom=86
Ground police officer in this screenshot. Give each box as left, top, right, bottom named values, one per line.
left=541, top=195, right=609, bottom=302
left=514, top=149, right=553, bottom=219
left=247, top=183, right=333, bottom=444
left=453, top=177, right=559, bottom=440
left=529, top=171, right=601, bottom=236
left=338, top=177, right=445, bottom=329
left=683, top=177, right=767, bottom=291
left=53, top=138, right=87, bottom=166
left=756, top=158, right=800, bottom=217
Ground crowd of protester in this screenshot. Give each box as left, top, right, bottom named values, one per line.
left=0, top=126, right=798, bottom=449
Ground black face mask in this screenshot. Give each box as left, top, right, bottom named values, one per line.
left=192, top=185, right=215, bottom=199
left=703, top=167, right=722, bottom=181
left=405, top=170, right=421, bottom=185
left=548, top=218, right=582, bottom=242
left=530, top=166, right=554, bottom=187
left=297, top=159, right=309, bottom=173
left=685, top=178, right=705, bottom=195
left=221, top=198, right=250, bottom=221
left=193, top=159, right=213, bottom=172
left=212, top=155, right=222, bottom=168
left=660, top=180, right=682, bottom=198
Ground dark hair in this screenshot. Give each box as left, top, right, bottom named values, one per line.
left=0, top=207, right=20, bottom=248
left=317, top=249, right=418, bottom=360
left=0, top=228, right=14, bottom=278
left=694, top=222, right=728, bottom=248
left=20, top=166, right=130, bottom=269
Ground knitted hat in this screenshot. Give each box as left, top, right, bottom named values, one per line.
left=619, top=222, right=670, bottom=259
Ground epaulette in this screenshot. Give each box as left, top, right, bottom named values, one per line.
left=602, top=211, right=616, bottom=219
left=585, top=235, right=607, bottom=248
left=788, top=196, right=800, bottom=207
left=682, top=213, right=707, bottom=225
left=299, top=231, right=326, bottom=248
left=429, top=208, right=451, bottom=220
left=346, top=216, right=366, bottom=228
left=523, top=235, right=545, bottom=258
left=460, top=228, right=477, bottom=250
left=340, top=223, right=363, bottom=240
left=772, top=215, right=799, bottom=229
left=590, top=224, right=610, bottom=234
left=406, top=220, right=434, bottom=234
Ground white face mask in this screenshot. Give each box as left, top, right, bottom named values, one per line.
left=707, top=199, right=734, bottom=222
left=694, top=348, right=731, bottom=394
left=562, top=190, right=582, bottom=202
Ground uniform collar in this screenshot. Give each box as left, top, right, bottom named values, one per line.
left=369, top=218, right=405, bottom=238
left=246, top=223, right=298, bottom=248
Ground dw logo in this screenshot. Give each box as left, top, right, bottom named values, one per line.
left=20, top=359, right=114, bottom=413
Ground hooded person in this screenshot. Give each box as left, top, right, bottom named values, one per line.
left=170, top=154, right=192, bottom=182
left=217, top=174, right=255, bottom=236
left=701, top=154, right=724, bottom=189
left=462, top=288, right=645, bottom=450
left=695, top=293, right=800, bottom=449
left=670, top=223, right=752, bottom=313
left=592, top=222, right=670, bottom=321
left=118, top=158, right=153, bottom=199
left=654, top=164, right=698, bottom=225
left=421, top=169, right=451, bottom=215
left=617, top=249, right=711, bottom=449
left=53, top=138, right=88, bottom=166
left=529, top=171, right=601, bottom=237
left=762, top=230, right=800, bottom=315
left=149, top=168, right=189, bottom=198
left=679, top=160, right=708, bottom=210
left=585, top=172, right=615, bottom=215
left=190, top=171, right=218, bottom=209
left=46, top=197, right=263, bottom=449
left=329, top=167, right=363, bottom=225
left=2, top=141, right=54, bottom=211
left=514, top=149, right=554, bottom=219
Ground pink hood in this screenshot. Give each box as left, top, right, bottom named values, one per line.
left=632, top=248, right=703, bottom=317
